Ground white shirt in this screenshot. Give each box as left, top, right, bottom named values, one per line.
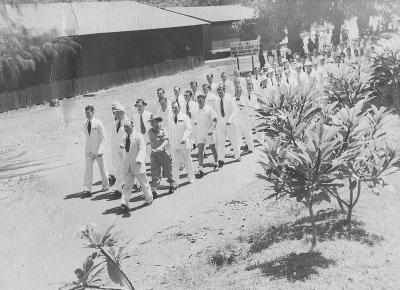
left=132, top=110, right=152, bottom=138
left=84, top=117, right=106, bottom=155
left=205, top=92, right=218, bottom=113
left=195, top=105, right=217, bottom=137
left=171, top=112, right=192, bottom=150
left=215, top=94, right=237, bottom=124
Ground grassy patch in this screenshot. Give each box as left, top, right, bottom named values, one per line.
left=246, top=251, right=336, bottom=282
left=247, top=209, right=384, bottom=254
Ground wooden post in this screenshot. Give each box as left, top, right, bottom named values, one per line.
left=251, top=54, right=254, bottom=72
left=236, top=56, right=240, bottom=70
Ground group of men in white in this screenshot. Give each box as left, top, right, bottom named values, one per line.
left=81, top=41, right=373, bottom=212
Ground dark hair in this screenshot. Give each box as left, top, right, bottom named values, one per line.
left=157, top=88, right=165, bottom=94
left=197, top=94, right=206, bottom=99
left=202, top=83, right=211, bottom=90
left=135, top=99, right=147, bottom=107
left=85, top=105, right=94, bottom=112
left=184, top=90, right=193, bottom=97
left=206, top=73, right=213, bottom=78
left=190, top=81, right=198, bottom=87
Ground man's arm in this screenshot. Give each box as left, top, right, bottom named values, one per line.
left=135, top=134, right=146, bottom=164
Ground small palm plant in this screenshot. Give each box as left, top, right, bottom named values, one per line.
left=59, top=223, right=135, bottom=290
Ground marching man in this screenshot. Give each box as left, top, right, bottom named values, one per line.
left=110, top=103, right=127, bottom=196
left=120, top=120, right=153, bottom=211
left=82, top=105, right=109, bottom=197
left=148, top=116, right=177, bottom=198
left=234, top=85, right=254, bottom=153
left=171, top=101, right=195, bottom=184
left=215, top=83, right=241, bottom=167
left=194, top=94, right=219, bottom=178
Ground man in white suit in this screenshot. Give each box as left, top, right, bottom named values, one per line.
left=215, top=83, right=241, bottom=168
left=110, top=104, right=126, bottom=196
left=171, top=101, right=195, bottom=184
left=234, top=85, right=254, bottom=153
left=120, top=120, right=153, bottom=211
left=82, top=105, right=109, bottom=197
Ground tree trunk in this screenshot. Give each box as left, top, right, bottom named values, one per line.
left=287, top=23, right=304, bottom=55
left=332, top=22, right=341, bottom=47
left=305, top=195, right=317, bottom=252
left=346, top=178, right=355, bottom=230
left=335, top=195, right=346, bottom=213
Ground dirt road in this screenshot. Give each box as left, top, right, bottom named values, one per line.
left=0, top=63, right=264, bottom=289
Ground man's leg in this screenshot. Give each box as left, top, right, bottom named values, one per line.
left=96, top=154, right=109, bottom=190
left=182, top=149, right=195, bottom=183
left=150, top=152, right=162, bottom=194
left=197, top=143, right=205, bottom=169
left=121, top=169, right=134, bottom=207
left=136, top=173, right=153, bottom=204
left=216, top=123, right=227, bottom=163
left=159, top=151, right=177, bottom=190
left=243, top=117, right=255, bottom=152
left=114, top=153, right=124, bottom=193
left=227, top=124, right=241, bottom=160
left=83, top=154, right=95, bottom=192
left=171, top=149, right=180, bottom=186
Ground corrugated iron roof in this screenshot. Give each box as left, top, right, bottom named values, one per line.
left=164, top=5, right=255, bottom=23
left=5, top=1, right=209, bottom=37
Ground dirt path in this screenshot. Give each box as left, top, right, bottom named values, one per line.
left=0, top=63, right=265, bottom=289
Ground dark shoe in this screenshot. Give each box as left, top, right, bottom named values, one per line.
left=196, top=169, right=204, bottom=179
left=236, top=157, right=241, bottom=162
left=241, top=145, right=249, bottom=151
left=218, top=160, right=224, bottom=168
left=120, top=204, right=129, bottom=212
left=108, top=174, right=116, bottom=186
left=152, top=191, right=158, bottom=199
left=168, top=185, right=177, bottom=194
left=114, top=190, right=122, bottom=198
left=213, top=164, right=219, bottom=172
left=82, top=190, right=92, bottom=198
left=193, top=143, right=197, bottom=150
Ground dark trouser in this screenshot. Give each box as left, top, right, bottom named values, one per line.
left=150, top=151, right=176, bottom=191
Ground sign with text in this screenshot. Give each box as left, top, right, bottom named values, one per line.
left=230, top=40, right=260, bottom=57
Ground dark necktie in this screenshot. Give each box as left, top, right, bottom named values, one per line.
left=87, top=120, right=91, bottom=135
left=220, top=98, right=225, bottom=118
left=186, top=102, right=191, bottom=118
left=140, top=114, right=146, bottom=134
left=248, top=94, right=251, bottom=100
left=116, top=120, right=121, bottom=133
left=125, top=135, right=131, bottom=153
left=174, top=115, right=177, bottom=124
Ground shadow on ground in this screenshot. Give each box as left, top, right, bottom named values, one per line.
left=248, top=209, right=384, bottom=254
left=246, top=251, right=335, bottom=282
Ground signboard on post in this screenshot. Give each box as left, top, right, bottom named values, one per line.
left=230, top=39, right=260, bottom=72
left=230, top=40, right=260, bottom=57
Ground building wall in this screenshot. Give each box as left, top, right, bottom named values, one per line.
left=203, top=21, right=240, bottom=60
left=0, top=25, right=206, bottom=112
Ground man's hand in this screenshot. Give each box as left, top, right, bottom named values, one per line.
left=207, top=130, right=214, bottom=136
left=119, top=144, right=124, bottom=149
left=180, top=140, right=186, bottom=144
left=226, top=122, right=231, bottom=126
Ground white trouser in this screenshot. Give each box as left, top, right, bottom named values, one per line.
left=249, top=112, right=264, bottom=144
left=237, top=114, right=254, bottom=151
left=172, top=148, right=195, bottom=183
left=111, top=150, right=124, bottom=192
left=121, top=168, right=152, bottom=206
left=83, top=154, right=108, bottom=192
left=216, top=121, right=240, bottom=161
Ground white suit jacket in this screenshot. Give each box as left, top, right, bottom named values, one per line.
left=84, top=117, right=106, bottom=156
left=215, top=94, right=237, bottom=124
left=121, top=130, right=147, bottom=175
left=171, top=112, right=192, bottom=150
left=111, top=117, right=127, bottom=169
left=132, top=110, right=153, bottom=138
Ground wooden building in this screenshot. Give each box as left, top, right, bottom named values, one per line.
left=0, top=1, right=209, bottom=112
left=164, top=5, right=255, bottom=60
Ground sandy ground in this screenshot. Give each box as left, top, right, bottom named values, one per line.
left=0, top=60, right=264, bottom=289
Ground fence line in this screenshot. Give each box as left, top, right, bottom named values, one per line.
left=0, top=56, right=203, bottom=113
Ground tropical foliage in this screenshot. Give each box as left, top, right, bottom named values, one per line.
left=257, top=59, right=400, bottom=250
left=59, top=223, right=135, bottom=290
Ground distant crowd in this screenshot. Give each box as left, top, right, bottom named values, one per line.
left=80, top=37, right=376, bottom=212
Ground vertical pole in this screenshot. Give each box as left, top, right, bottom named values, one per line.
left=236, top=56, right=240, bottom=71
left=251, top=54, right=254, bottom=72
